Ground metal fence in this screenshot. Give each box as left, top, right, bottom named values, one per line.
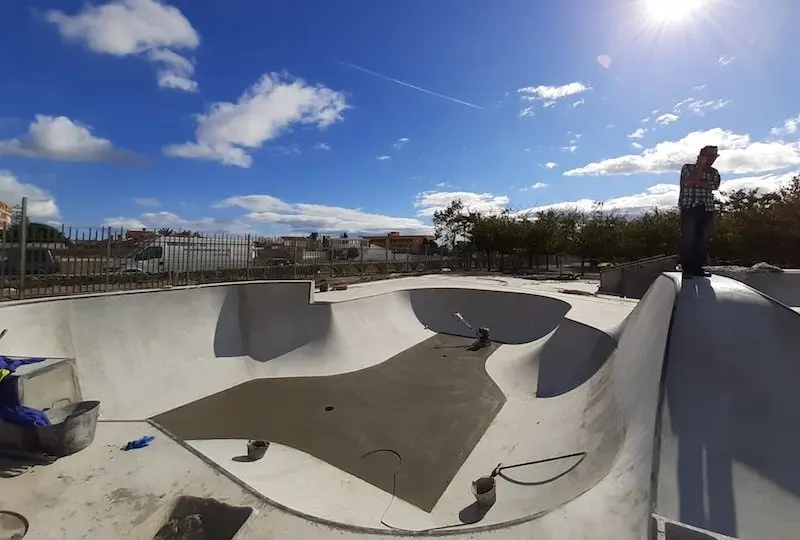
left=0, top=200, right=457, bottom=301
left=0, top=197, right=594, bottom=302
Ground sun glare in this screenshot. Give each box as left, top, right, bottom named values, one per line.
left=645, top=0, right=701, bottom=22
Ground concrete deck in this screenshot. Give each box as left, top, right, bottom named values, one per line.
left=0, top=273, right=798, bottom=539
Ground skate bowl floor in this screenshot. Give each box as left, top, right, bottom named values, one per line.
left=1, top=273, right=800, bottom=539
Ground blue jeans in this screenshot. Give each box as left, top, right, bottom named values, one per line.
left=680, top=207, right=715, bottom=274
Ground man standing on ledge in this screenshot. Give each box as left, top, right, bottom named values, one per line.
left=679, top=145, right=720, bottom=279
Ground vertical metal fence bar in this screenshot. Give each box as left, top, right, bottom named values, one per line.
left=104, top=227, right=111, bottom=292
left=18, top=197, right=28, bottom=300
left=0, top=226, right=6, bottom=300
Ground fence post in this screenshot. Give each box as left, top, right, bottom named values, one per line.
left=292, top=241, right=297, bottom=279
left=18, top=197, right=28, bottom=300
left=104, top=227, right=111, bottom=291
left=0, top=226, right=6, bottom=300
left=385, top=233, right=389, bottom=275
left=246, top=234, right=252, bottom=281
left=360, top=240, right=364, bottom=276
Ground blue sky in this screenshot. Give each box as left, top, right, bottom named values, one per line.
left=0, top=0, right=798, bottom=235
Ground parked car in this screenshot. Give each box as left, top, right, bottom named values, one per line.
left=0, top=247, right=61, bottom=275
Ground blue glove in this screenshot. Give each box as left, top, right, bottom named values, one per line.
left=122, top=435, right=155, bottom=451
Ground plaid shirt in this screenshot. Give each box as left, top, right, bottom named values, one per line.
left=679, top=164, right=720, bottom=211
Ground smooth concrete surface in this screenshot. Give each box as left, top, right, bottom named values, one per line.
left=713, top=267, right=800, bottom=307
left=155, top=334, right=505, bottom=512
left=0, top=273, right=798, bottom=538
left=656, top=274, right=800, bottom=539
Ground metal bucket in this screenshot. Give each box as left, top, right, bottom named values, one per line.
left=36, top=400, right=100, bottom=457
left=471, top=476, right=496, bottom=508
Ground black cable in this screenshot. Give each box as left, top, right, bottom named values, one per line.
left=361, top=448, right=588, bottom=533
left=492, top=451, right=588, bottom=486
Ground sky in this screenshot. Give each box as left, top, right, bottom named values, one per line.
left=0, top=0, right=798, bottom=237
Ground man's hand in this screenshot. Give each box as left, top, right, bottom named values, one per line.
left=682, top=163, right=706, bottom=187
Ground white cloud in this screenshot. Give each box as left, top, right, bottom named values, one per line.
left=673, top=98, right=730, bottom=116
left=544, top=161, right=558, bottom=169
left=694, top=84, right=707, bottom=91
left=217, top=195, right=429, bottom=234
left=0, top=170, right=60, bottom=219
left=163, top=73, right=348, bottom=167
left=565, top=128, right=800, bottom=176
left=0, top=115, right=141, bottom=163
left=656, top=113, right=679, bottom=126
left=134, top=197, right=160, bottom=206
left=214, top=195, right=292, bottom=213
left=105, top=211, right=253, bottom=234
left=314, top=142, right=331, bottom=151
left=561, top=145, right=578, bottom=153
left=46, top=0, right=200, bottom=92
left=718, top=55, right=735, bottom=67
left=393, top=137, right=409, bottom=149
left=146, top=48, right=197, bottom=92
left=628, top=127, right=647, bottom=139
left=520, top=171, right=798, bottom=216
left=771, top=114, right=800, bottom=137
left=572, top=99, right=585, bottom=108
left=631, top=142, right=643, bottom=149
left=414, top=191, right=509, bottom=217
left=520, top=182, right=549, bottom=192
left=518, top=82, right=592, bottom=101
left=376, top=155, right=391, bottom=160
left=516, top=82, right=591, bottom=116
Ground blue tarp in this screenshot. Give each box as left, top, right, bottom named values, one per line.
left=0, top=356, right=51, bottom=427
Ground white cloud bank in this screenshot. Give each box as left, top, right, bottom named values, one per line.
left=565, top=127, right=800, bottom=176
left=163, top=73, right=348, bottom=167
left=46, top=0, right=200, bottom=92
left=109, top=194, right=431, bottom=235
left=414, top=191, right=509, bottom=217
left=521, top=170, right=798, bottom=216
left=0, top=115, right=141, bottom=163
left=0, top=171, right=60, bottom=219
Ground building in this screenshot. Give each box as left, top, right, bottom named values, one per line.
left=0, top=201, right=13, bottom=228
left=363, top=232, right=435, bottom=253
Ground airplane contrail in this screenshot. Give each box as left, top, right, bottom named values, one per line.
left=339, top=61, right=484, bottom=110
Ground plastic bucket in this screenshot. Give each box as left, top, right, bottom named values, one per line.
left=471, top=476, right=496, bottom=507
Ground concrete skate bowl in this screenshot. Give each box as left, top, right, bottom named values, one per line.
left=0, top=279, right=678, bottom=536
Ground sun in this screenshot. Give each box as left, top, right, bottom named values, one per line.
left=645, top=0, right=702, bottom=22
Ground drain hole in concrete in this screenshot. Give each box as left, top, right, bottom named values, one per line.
left=325, top=406, right=334, bottom=412
left=442, top=354, right=448, bottom=358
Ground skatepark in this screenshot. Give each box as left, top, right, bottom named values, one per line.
left=0, top=271, right=799, bottom=539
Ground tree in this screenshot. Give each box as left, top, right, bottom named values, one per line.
left=158, top=228, right=174, bottom=236
left=433, top=200, right=472, bottom=251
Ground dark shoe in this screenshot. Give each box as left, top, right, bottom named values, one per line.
left=682, top=271, right=694, bottom=280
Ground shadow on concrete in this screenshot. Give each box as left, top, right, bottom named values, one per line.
left=664, top=276, right=800, bottom=538
left=213, top=285, right=333, bottom=362
left=409, top=288, right=570, bottom=344
left=213, top=287, right=247, bottom=357
left=536, top=319, right=618, bottom=398
left=128, top=495, right=253, bottom=540
left=154, top=334, right=505, bottom=512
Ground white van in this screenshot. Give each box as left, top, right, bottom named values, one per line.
left=105, top=236, right=255, bottom=274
